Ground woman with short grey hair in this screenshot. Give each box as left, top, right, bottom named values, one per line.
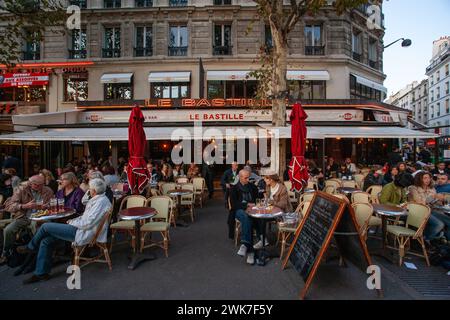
left=89, top=178, right=106, bottom=195
left=82, top=173, right=114, bottom=205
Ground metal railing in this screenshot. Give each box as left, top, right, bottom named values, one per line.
left=168, top=46, right=187, bottom=56
left=68, top=49, right=87, bottom=59
left=22, top=50, right=40, bottom=60
left=134, top=47, right=153, bottom=57
left=169, top=0, right=187, bottom=6
left=102, top=48, right=121, bottom=58
left=213, top=45, right=232, bottom=56
left=305, top=46, right=325, bottom=56
left=353, top=52, right=362, bottom=62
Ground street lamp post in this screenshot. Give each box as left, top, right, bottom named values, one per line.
left=383, top=38, right=412, bottom=49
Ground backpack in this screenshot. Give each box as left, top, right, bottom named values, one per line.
left=5, top=230, right=32, bottom=268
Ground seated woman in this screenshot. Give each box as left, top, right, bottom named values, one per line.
left=173, top=164, right=185, bottom=178
left=18, top=178, right=112, bottom=284
left=160, top=164, right=174, bottom=183
left=337, top=164, right=352, bottom=179
left=56, top=172, right=85, bottom=215
left=40, top=169, right=59, bottom=194
left=264, top=172, right=293, bottom=213
left=408, top=172, right=449, bottom=241
left=187, top=162, right=200, bottom=179
left=379, top=172, right=413, bottom=206
left=382, top=166, right=399, bottom=186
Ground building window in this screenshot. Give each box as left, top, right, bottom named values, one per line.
left=103, top=27, right=121, bottom=58
left=214, top=0, right=231, bottom=4
left=104, top=0, right=121, bottom=8
left=304, top=25, right=324, bottom=55
left=135, top=26, right=152, bottom=57
left=368, top=39, right=378, bottom=69
left=446, top=64, right=449, bottom=76
left=105, top=83, right=132, bottom=100
left=288, top=81, right=326, bottom=100
left=437, top=103, right=441, bottom=117
left=431, top=75, right=434, bottom=85
left=264, top=25, right=273, bottom=50
left=213, top=24, right=232, bottom=55
left=207, top=80, right=257, bottom=99
left=169, top=0, right=187, bottom=6
left=69, top=29, right=87, bottom=59
left=446, top=82, right=449, bottom=95
left=446, top=99, right=449, bottom=114
left=151, top=83, right=190, bottom=99
left=0, top=87, right=46, bottom=102
left=431, top=90, right=434, bottom=102
left=69, top=0, right=87, bottom=8
left=437, top=70, right=440, bottom=82
left=64, top=75, right=88, bottom=102
left=135, top=0, right=152, bottom=7
left=349, top=75, right=383, bottom=101
left=169, top=25, right=188, bottom=56
left=352, top=29, right=362, bottom=62
left=437, top=87, right=440, bottom=99
left=22, top=31, right=41, bottom=61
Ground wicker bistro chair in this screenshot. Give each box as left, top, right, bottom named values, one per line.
left=109, top=195, right=147, bottom=253
left=386, top=203, right=431, bottom=267
left=366, top=185, right=383, bottom=204
left=342, top=180, right=358, bottom=189
left=160, top=182, right=177, bottom=226
left=284, top=181, right=299, bottom=207
left=73, top=207, right=114, bottom=271
left=277, top=201, right=311, bottom=260
left=175, top=177, right=189, bottom=184
left=140, top=196, right=172, bottom=257
left=352, top=203, right=375, bottom=240
left=192, top=177, right=206, bottom=208
left=353, top=174, right=365, bottom=190
left=306, top=180, right=318, bottom=191
left=325, top=179, right=341, bottom=190
left=299, top=192, right=315, bottom=204
left=351, top=191, right=371, bottom=204
left=180, top=183, right=195, bottom=222
left=324, top=185, right=336, bottom=195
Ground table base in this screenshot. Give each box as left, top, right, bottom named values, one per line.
left=255, top=246, right=280, bottom=266
left=127, top=253, right=157, bottom=270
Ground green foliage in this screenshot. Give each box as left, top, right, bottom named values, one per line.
left=0, top=0, right=67, bottom=66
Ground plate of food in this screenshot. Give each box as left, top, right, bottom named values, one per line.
left=31, top=209, right=52, bottom=218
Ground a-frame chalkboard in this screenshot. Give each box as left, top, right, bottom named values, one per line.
left=282, top=191, right=377, bottom=299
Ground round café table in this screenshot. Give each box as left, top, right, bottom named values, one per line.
left=167, top=189, right=193, bottom=227
left=247, top=206, right=284, bottom=265
left=30, top=208, right=77, bottom=222
left=119, top=207, right=157, bottom=270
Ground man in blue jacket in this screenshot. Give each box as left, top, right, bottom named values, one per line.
left=436, top=174, right=450, bottom=194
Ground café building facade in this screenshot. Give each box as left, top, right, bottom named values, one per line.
left=0, top=0, right=437, bottom=176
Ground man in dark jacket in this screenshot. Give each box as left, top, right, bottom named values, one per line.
left=387, top=147, right=403, bottom=167
left=202, top=161, right=215, bottom=200
left=221, top=162, right=238, bottom=207
left=229, top=169, right=262, bottom=265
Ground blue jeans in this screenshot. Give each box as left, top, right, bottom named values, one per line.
left=431, top=211, right=450, bottom=240
left=235, top=209, right=262, bottom=251
left=27, top=223, right=77, bottom=276
left=424, top=211, right=446, bottom=240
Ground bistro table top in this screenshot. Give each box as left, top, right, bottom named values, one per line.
left=247, top=206, right=284, bottom=219
left=30, top=208, right=76, bottom=222
left=337, top=187, right=359, bottom=194
left=119, top=207, right=157, bottom=221
left=372, top=203, right=407, bottom=217
left=167, top=189, right=193, bottom=196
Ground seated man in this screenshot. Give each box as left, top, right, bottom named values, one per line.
left=18, top=178, right=112, bottom=284
left=230, top=169, right=262, bottom=265
left=435, top=174, right=450, bottom=194
left=0, top=175, right=54, bottom=265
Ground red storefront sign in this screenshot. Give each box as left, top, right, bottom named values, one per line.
left=0, top=73, right=49, bottom=88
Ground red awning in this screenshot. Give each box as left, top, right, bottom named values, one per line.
left=0, top=73, right=49, bottom=88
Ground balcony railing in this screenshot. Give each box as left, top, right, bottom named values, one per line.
left=353, top=52, right=362, bottom=62
left=168, top=46, right=187, bottom=56
left=134, top=47, right=153, bottom=57
left=305, top=46, right=325, bottom=56
left=68, top=49, right=87, bottom=59
left=169, top=0, right=187, bottom=6
left=22, top=50, right=40, bottom=61
left=102, top=48, right=121, bottom=58
left=369, top=59, right=379, bottom=69
left=213, top=45, right=232, bottom=56
left=69, top=0, right=87, bottom=8
left=135, top=0, right=152, bottom=7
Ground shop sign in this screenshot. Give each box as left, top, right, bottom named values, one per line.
left=373, top=112, right=393, bottom=123
left=0, top=73, right=49, bottom=88
left=426, top=139, right=436, bottom=146
left=144, top=98, right=273, bottom=108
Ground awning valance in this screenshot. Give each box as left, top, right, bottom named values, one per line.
left=100, top=73, right=133, bottom=84
left=0, top=126, right=263, bottom=141
left=259, top=124, right=438, bottom=139
left=148, top=72, right=191, bottom=83
left=206, top=70, right=256, bottom=81
left=352, top=74, right=387, bottom=93
left=287, top=70, right=330, bottom=81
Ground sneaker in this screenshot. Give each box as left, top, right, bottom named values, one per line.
left=246, top=252, right=255, bottom=265
left=237, top=245, right=247, bottom=257
left=253, top=239, right=269, bottom=249
left=16, top=245, right=34, bottom=255
left=22, top=274, right=50, bottom=285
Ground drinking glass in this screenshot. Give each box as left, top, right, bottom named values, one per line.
left=36, top=199, right=43, bottom=211
left=256, top=199, right=261, bottom=208
left=57, top=198, right=65, bottom=212
left=50, top=198, right=57, bottom=213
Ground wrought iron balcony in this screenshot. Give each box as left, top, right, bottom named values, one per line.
left=68, top=49, right=87, bottom=59
left=134, top=47, right=153, bottom=57
left=305, top=46, right=325, bottom=56
left=69, top=0, right=87, bottom=8
left=369, top=59, right=379, bottom=69
left=169, top=0, right=187, bottom=6
left=213, top=45, right=232, bottom=56
left=168, top=46, right=187, bottom=56
left=135, top=0, right=152, bottom=7
left=102, top=48, right=121, bottom=58
left=22, top=50, right=40, bottom=61
left=353, top=52, right=362, bottom=62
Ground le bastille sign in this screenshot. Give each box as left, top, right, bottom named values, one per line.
left=143, top=98, right=272, bottom=108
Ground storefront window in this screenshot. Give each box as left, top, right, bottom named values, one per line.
left=151, top=82, right=190, bottom=99
left=350, top=75, right=384, bottom=101
left=64, top=75, right=88, bottom=101
left=208, top=80, right=257, bottom=99
left=105, top=83, right=132, bottom=100
left=288, top=81, right=326, bottom=100
left=0, top=87, right=46, bottom=102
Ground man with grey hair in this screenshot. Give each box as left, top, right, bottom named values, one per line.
left=18, top=178, right=112, bottom=284
left=81, top=170, right=114, bottom=205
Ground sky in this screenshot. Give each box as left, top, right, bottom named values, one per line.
left=383, top=0, right=450, bottom=97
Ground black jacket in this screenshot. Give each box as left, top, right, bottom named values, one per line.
left=221, top=169, right=238, bottom=190
left=229, top=182, right=260, bottom=213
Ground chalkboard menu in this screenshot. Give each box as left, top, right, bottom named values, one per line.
left=285, top=192, right=344, bottom=281
left=282, top=191, right=374, bottom=300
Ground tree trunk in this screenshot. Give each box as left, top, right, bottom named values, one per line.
left=271, top=26, right=288, bottom=175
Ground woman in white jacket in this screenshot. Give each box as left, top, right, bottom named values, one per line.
left=18, top=178, right=112, bottom=284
